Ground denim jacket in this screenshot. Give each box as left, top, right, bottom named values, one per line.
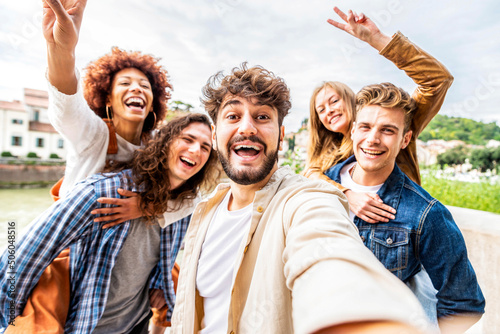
left=325, top=156, right=485, bottom=318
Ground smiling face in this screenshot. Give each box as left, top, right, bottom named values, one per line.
left=167, top=122, right=213, bottom=190
left=214, top=95, right=283, bottom=186
left=315, top=86, right=350, bottom=136
left=107, top=67, right=154, bottom=130
left=352, top=105, right=412, bottom=186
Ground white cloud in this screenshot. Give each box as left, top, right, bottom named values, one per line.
left=0, top=0, right=499, bottom=131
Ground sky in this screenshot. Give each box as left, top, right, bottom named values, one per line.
left=1, top=0, right=499, bottom=133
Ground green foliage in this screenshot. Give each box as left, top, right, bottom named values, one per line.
left=419, top=115, right=500, bottom=145
left=437, top=145, right=500, bottom=172
left=49, top=153, right=61, bottom=159
left=281, top=149, right=304, bottom=174
left=169, top=100, right=194, bottom=112
left=422, top=173, right=500, bottom=214
left=26, top=152, right=39, bottom=159
left=437, top=146, right=470, bottom=167
left=1, top=151, right=13, bottom=157
left=287, top=135, right=296, bottom=152
left=470, top=146, right=500, bottom=172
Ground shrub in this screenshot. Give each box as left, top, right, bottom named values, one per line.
left=1, top=151, right=13, bottom=157
left=422, top=172, right=500, bottom=214
left=27, top=152, right=39, bottom=159
left=49, top=153, right=61, bottom=159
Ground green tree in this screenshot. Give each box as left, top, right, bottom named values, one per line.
left=437, top=146, right=470, bottom=167
left=420, top=115, right=500, bottom=145
left=470, top=147, right=500, bottom=172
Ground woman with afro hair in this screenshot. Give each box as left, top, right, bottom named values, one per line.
left=7, top=0, right=185, bottom=333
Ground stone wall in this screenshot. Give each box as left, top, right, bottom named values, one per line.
left=448, top=206, right=500, bottom=334
left=0, top=164, right=64, bottom=185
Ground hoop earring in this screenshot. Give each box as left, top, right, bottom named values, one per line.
left=150, top=111, right=156, bottom=125
left=106, top=106, right=113, bottom=120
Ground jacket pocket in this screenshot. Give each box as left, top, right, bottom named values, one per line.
left=372, top=228, right=409, bottom=279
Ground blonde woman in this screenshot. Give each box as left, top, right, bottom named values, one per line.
left=305, top=7, right=453, bottom=223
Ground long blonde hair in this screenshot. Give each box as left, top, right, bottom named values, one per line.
left=306, top=81, right=356, bottom=172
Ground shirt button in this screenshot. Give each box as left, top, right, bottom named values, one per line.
left=257, top=206, right=263, bottom=213
left=386, top=237, right=393, bottom=245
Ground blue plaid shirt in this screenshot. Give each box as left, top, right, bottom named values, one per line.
left=0, top=170, right=189, bottom=333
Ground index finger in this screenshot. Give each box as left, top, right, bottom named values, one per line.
left=333, top=6, right=348, bottom=22
left=369, top=200, right=396, bottom=215
left=44, top=0, right=69, bottom=20
left=97, top=197, right=121, bottom=206
left=117, top=188, right=138, bottom=197
left=327, top=18, right=348, bottom=32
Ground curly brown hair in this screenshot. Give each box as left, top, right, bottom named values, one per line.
left=83, top=47, right=172, bottom=139
left=108, top=113, right=220, bottom=219
left=202, top=63, right=291, bottom=126
left=356, top=82, right=416, bottom=133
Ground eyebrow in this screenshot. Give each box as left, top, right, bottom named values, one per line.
left=358, top=122, right=400, bottom=131
left=116, top=75, right=150, bottom=82
left=185, top=133, right=211, bottom=149
left=220, top=99, right=242, bottom=110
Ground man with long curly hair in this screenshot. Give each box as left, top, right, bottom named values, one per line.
left=0, top=114, right=220, bottom=334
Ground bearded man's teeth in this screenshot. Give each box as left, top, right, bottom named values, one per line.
left=235, top=145, right=261, bottom=151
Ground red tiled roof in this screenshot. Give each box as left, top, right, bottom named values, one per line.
left=29, top=121, right=57, bottom=133
left=0, top=100, right=25, bottom=112
left=24, top=88, right=49, bottom=108
left=24, top=88, right=48, bottom=98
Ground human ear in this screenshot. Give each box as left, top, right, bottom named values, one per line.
left=402, top=130, right=412, bottom=149
left=279, top=126, right=285, bottom=151
left=211, top=125, right=218, bottom=151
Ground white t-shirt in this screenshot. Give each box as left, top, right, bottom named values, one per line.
left=339, top=162, right=383, bottom=220
left=196, top=191, right=252, bottom=334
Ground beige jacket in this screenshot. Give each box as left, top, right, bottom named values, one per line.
left=171, top=167, right=427, bottom=333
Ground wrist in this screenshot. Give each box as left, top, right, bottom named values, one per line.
left=47, top=47, right=78, bottom=95
left=368, top=31, right=391, bottom=52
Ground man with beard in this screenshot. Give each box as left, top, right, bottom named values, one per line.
left=171, top=64, right=430, bottom=334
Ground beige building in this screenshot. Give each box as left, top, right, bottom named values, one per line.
left=0, top=88, right=66, bottom=160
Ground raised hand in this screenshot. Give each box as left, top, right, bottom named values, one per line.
left=42, top=0, right=87, bottom=50
left=327, top=6, right=391, bottom=51
left=43, top=0, right=88, bottom=94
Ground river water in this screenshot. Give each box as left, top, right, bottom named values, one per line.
left=0, top=187, right=54, bottom=250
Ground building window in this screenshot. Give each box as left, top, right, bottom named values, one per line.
left=34, top=110, right=40, bottom=121
left=36, top=138, right=44, bottom=148
left=11, top=136, right=22, bottom=146
left=57, top=139, right=64, bottom=149
left=11, top=119, right=23, bottom=125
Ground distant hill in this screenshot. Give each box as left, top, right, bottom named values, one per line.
left=420, top=115, right=500, bottom=145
